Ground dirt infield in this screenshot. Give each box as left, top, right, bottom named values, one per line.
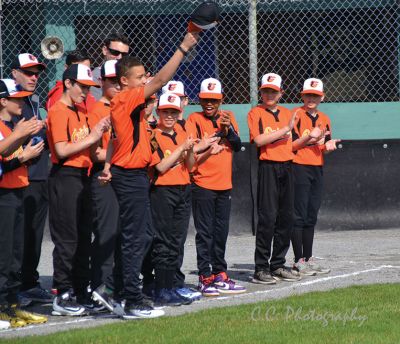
left=1, top=228, right=399, bottom=339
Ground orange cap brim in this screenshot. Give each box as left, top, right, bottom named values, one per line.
left=301, top=90, right=324, bottom=96
left=21, top=62, right=46, bottom=70
left=9, top=90, right=33, bottom=98
left=188, top=21, right=203, bottom=33
left=260, top=84, right=281, bottom=92
left=157, top=105, right=181, bottom=111
left=199, top=92, right=223, bottom=100
left=77, top=80, right=100, bottom=88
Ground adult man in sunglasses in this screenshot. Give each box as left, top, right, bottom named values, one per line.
left=91, top=32, right=130, bottom=100
left=11, top=53, right=53, bottom=305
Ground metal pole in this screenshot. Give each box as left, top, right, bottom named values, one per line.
left=249, top=0, right=258, bottom=107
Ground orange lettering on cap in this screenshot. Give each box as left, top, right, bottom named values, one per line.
left=208, top=83, right=216, bottom=91
left=310, top=81, right=319, bottom=88
left=168, top=83, right=177, bottom=91
left=267, top=76, right=276, bottom=82
left=168, top=95, right=176, bottom=103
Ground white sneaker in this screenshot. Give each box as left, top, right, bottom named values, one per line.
left=0, top=320, right=10, bottom=330
left=122, top=300, right=165, bottom=320
left=307, top=257, right=331, bottom=274
left=293, top=258, right=317, bottom=276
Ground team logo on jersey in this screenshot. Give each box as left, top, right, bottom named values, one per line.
left=71, top=125, right=90, bottom=143
left=267, top=76, right=276, bottom=82
left=168, top=83, right=177, bottom=91
left=264, top=127, right=274, bottom=135
left=302, top=129, right=310, bottom=137
left=310, top=81, right=319, bottom=88
left=207, top=83, right=216, bottom=91
left=168, top=95, right=176, bottom=103
left=165, top=149, right=171, bottom=157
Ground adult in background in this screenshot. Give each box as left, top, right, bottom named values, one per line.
left=91, top=32, right=130, bottom=100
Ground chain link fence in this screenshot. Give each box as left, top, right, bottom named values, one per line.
left=1, top=0, right=399, bottom=106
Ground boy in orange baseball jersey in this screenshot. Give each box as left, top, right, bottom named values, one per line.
left=291, top=78, right=339, bottom=275
left=186, top=78, right=245, bottom=296
left=0, top=79, right=47, bottom=328
left=100, top=32, right=199, bottom=319
left=88, top=60, right=121, bottom=299
left=247, top=73, right=300, bottom=284
left=149, top=93, right=197, bottom=306
left=161, top=80, right=188, bottom=132
left=47, top=64, right=110, bottom=316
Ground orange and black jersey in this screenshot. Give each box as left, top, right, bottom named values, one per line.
left=0, top=120, right=28, bottom=189
left=292, top=106, right=331, bottom=166
left=88, top=101, right=112, bottom=151
left=47, top=101, right=92, bottom=169
left=186, top=110, right=240, bottom=190
left=110, top=87, right=152, bottom=169
left=247, top=105, right=294, bottom=162
left=150, top=128, right=190, bottom=186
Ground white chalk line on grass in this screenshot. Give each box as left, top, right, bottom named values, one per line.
left=2, top=265, right=399, bottom=335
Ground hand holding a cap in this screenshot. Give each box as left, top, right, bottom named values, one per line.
left=179, top=32, right=200, bottom=55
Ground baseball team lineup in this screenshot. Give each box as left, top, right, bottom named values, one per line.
left=0, top=1, right=342, bottom=330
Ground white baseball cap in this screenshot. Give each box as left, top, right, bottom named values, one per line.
left=162, top=81, right=185, bottom=97
left=157, top=93, right=182, bottom=111
left=12, top=53, right=46, bottom=70
left=0, top=79, right=32, bottom=98
left=260, top=73, right=282, bottom=91
left=101, top=60, right=117, bottom=78
left=301, top=78, right=324, bottom=96
left=199, top=78, right=223, bottom=99
left=63, top=64, right=99, bottom=87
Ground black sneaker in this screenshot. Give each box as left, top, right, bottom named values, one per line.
left=52, top=290, right=86, bottom=316
left=252, top=270, right=277, bottom=285
left=271, top=267, right=302, bottom=282
left=123, top=299, right=165, bottom=319
left=19, top=286, right=54, bottom=304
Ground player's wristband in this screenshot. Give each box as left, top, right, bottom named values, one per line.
left=178, top=45, right=189, bottom=56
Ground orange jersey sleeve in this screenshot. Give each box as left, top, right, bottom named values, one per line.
left=88, top=101, right=111, bottom=149
left=0, top=121, right=28, bottom=189
left=247, top=105, right=294, bottom=162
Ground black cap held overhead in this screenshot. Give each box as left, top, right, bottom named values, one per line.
left=189, top=2, right=221, bottom=31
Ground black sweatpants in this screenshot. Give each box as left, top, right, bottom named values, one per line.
left=48, top=166, right=92, bottom=295
left=0, top=188, right=25, bottom=307
left=192, top=183, right=231, bottom=278
left=90, top=166, right=120, bottom=290
left=151, top=185, right=191, bottom=289
left=255, top=160, right=294, bottom=272
left=21, top=180, right=48, bottom=290
left=292, top=164, right=323, bottom=262
left=111, top=166, right=153, bottom=304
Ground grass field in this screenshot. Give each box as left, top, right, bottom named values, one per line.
left=3, top=283, right=400, bottom=344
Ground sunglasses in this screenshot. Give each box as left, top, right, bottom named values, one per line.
left=19, top=69, right=41, bottom=77
left=107, top=47, right=129, bottom=57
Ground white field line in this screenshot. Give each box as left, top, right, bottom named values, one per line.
left=2, top=265, right=400, bottom=335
